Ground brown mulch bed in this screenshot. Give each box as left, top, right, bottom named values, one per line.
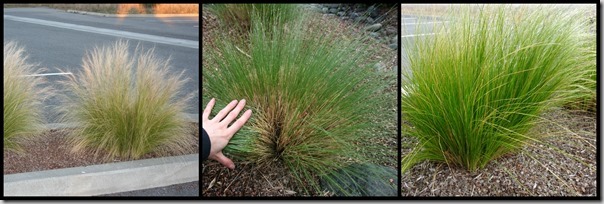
left=202, top=161, right=303, bottom=196
left=401, top=108, right=597, bottom=196
left=4, top=123, right=199, bottom=175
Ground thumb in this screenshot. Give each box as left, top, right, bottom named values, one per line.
left=211, top=152, right=235, bottom=170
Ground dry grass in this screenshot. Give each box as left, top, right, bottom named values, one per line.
left=59, top=40, right=196, bottom=160
left=3, top=42, right=49, bottom=153
left=4, top=4, right=198, bottom=14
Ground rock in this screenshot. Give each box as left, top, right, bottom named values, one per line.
left=385, top=26, right=397, bottom=35
left=353, top=4, right=365, bottom=11
left=339, top=5, right=349, bottom=12
left=308, top=5, right=322, bottom=12
left=354, top=16, right=367, bottom=23
left=325, top=4, right=340, bottom=9
left=366, top=17, right=375, bottom=24
left=341, top=16, right=349, bottom=20
left=329, top=8, right=338, bottom=14
left=350, top=12, right=359, bottom=19
left=320, top=163, right=397, bottom=196
left=365, top=23, right=382, bottom=32
left=337, top=11, right=346, bottom=16
left=369, top=32, right=380, bottom=38
left=374, top=62, right=386, bottom=72
left=367, top=5, right=379, bottom=18
left=389, top=43, right=398, bottom=50
left=392, top=35, right=398, bottom=44
left=321, top=7, right=329, bottom=13
left=367, top=5, right=377, bottom=13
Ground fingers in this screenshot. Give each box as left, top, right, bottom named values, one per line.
left=213, top=100, right=238, bottom=122
left=212, top=152, right=235, bottom=170
left=221, top=99, right=247, bottom=125
left=202, top=98, right=216, bottom=122
left=228, top=109, right=252, bottom=136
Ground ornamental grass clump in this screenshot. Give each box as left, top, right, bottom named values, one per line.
left=60, top=40, right=195, bottom=160
left=3, top=42, right=48, bottom=153
left=205, top=10, right=392, bottom=195
left=401, top=5, right=592, bottom=172
left=565, top=32, right=596, bottom=111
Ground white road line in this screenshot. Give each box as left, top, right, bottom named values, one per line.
left=4, top=15, right=198, bottom=49
left=144, top=19, right=198, bottom=22
left=402, top=17, right=417, bottom=20
left=18, top=72, right=73, bottom=77
left=403, top=21, right=449, bottom=26
left=401, top=33, right=437, bottom=38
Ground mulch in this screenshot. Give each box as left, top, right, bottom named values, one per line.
left=4, top=123, right=199, bottom=175
left=401, top=108, right=597, bottom=196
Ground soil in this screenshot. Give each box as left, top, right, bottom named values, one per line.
left=3, top=123, right=199, bottom=175
left=401, top=108, right=597, bottom=197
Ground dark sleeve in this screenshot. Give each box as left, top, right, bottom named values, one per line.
left=202, top=128, right=211, bottom=161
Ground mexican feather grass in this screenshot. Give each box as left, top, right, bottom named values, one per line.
left=401, top=5, right=593, bottom=172
left=59, top=40, right=195, bottom=160
left=4, top=42, right=48, bottom=153
left=205, top=8, right=394, bottom=196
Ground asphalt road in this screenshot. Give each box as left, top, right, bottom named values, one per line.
left=4, top=7, right=199, bottom=197
left=100, top=181, right=199, bottom=197
left=4, top=7, right=199, bottom=123
left=400, top=14, right=447, bottom=83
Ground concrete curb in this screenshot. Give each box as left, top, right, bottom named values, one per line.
left=66, top=10, right=198, bottom=18
left=4, top=113, right=200, bottom=196
left=4, top=154, right=199, bottom=196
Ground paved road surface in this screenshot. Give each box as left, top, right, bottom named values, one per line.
left=4, top=7, right=199, bottom=123
left=400, top=14, right=447, bottom=83
left=100, top=181, right=199, bottom=197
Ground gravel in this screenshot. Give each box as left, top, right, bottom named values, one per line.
left=401, top=108, right=596, bottom=197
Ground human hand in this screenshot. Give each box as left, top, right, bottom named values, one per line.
left=202, top=98, right=252, bottom=170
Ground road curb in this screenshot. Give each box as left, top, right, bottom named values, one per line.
left=4, top=113, right=200, bottom=196
left=4, top=154, right=199, bottom=196
left=66, top=10, right=198, bottom=18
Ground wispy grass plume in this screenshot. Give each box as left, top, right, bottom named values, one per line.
left=401, top=5, right=592, bottom=172
left=3, top=42, right=48, bottom=153
left=60, top=40, right=195, bottom=160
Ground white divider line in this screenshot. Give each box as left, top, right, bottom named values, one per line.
left=403, top=21, right=449, bottom=25
left=19, top=72, right=73, bottom=77
left=402, top=17, right=417, bottom=20
left=4, top=15, right=198, bottom=49
left=401, top=33, right=437, bottom=38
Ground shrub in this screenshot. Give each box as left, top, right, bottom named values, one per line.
left=3, top=42, right=48, bottom=153
left=204, top=8, right=392, bottom=195
left=60, top=40, right=195, bottom=160
left=401, top=5, right=592, bottom=172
